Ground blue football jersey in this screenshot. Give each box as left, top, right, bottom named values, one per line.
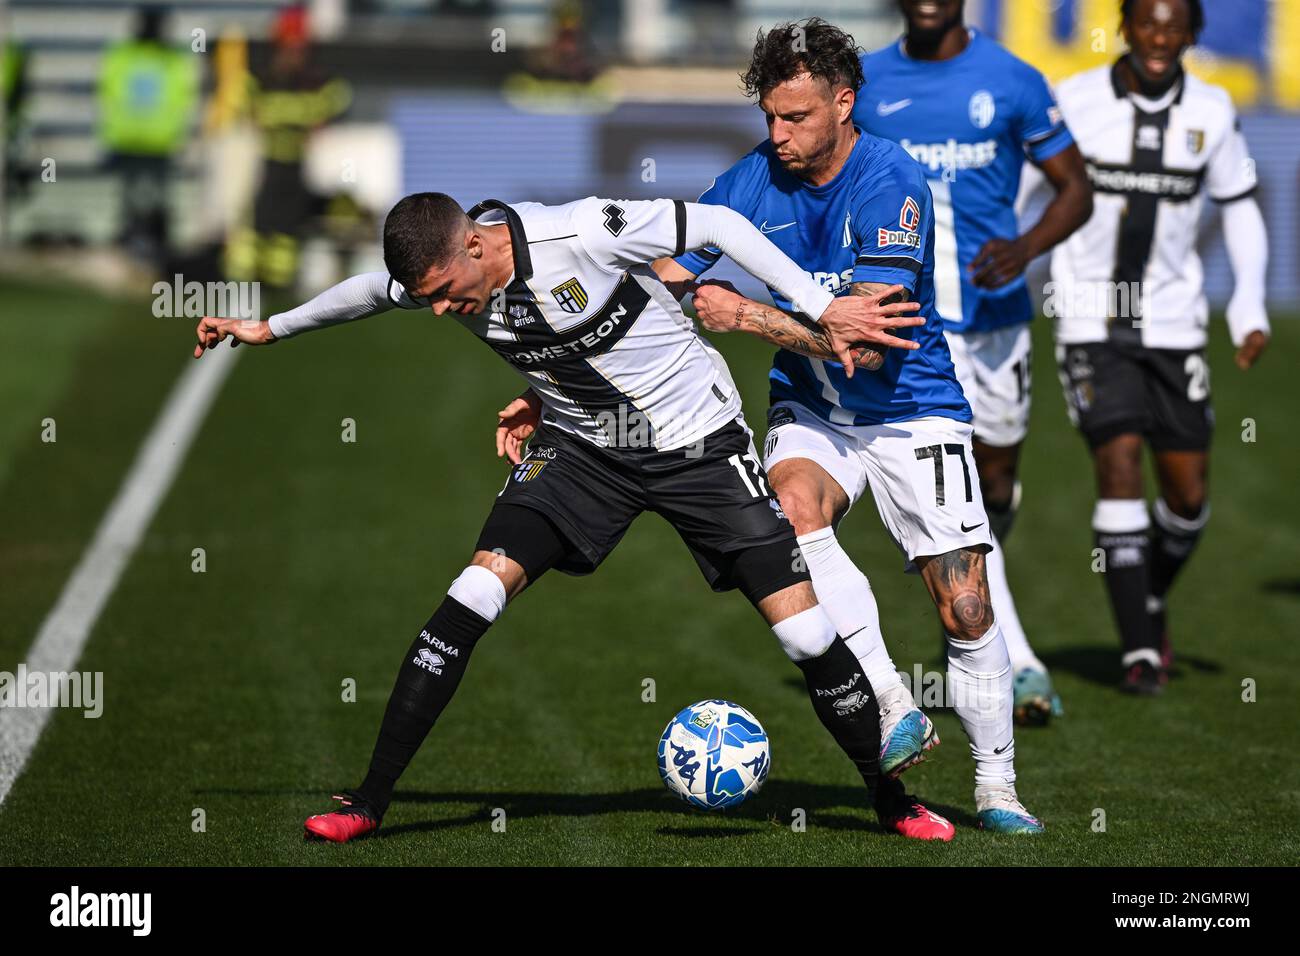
left=675, top=129, right=969, bottom=427
left=855, top=29, right=1073, bottom=333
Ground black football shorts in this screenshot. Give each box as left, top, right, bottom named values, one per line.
left=1055, top=340, right=1214, bottom=451
left=475, top=416, right=801, bottom=593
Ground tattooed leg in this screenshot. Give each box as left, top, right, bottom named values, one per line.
left=918, top=546, right=994, bottom=641
left=919, top=547, right=1017, bottom=791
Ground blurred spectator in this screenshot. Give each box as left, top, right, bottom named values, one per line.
left=224, top=5, right=350, bottom=290
left=97, top=7, right=199, bottom=269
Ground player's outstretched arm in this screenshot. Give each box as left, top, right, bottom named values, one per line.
left=690, top=279, right=916, bottom=372
left=204, top=272, right=411, bottom=358
left=682, top=204, right=921, bottom=374
left=196, top=272, right=401, bottom=357
left=193, top=315, right=277, bottom=358
left=585, top=199, right=919, bottom=373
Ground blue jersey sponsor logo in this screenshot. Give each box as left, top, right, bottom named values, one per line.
left=855, top=30, right=1074, bottom=333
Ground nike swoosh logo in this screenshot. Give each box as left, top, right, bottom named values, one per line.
left=759, top=220, right=797, bottom=234
left=961, top=521, right=985, bottom=533
left=876, top=99, right=912, bottom=116
left=993, top=741, right=1013, bottom=754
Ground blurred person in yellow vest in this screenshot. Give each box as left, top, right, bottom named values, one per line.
left=224, top=5, right=350, bottom=290
left=98, top=7, right=199, bottom=269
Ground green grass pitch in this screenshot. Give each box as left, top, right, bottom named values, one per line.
left=0, top=277, right=1296, bottom=866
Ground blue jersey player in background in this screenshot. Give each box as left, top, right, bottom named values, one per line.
left=856, top=0, right=1093, bottom=726
left=657, top=18, right=1044, bottom=834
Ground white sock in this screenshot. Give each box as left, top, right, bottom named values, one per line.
left=984, top=542, right=1044, bottom=673
left=947, top=622, right=1016, bottom=789
left=796, top=527, right=902, bottom=694
left=770, top=605, right=838, bottom=662
left=447, top=565, right=508, bottom=622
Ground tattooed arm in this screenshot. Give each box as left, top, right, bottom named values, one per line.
left=690, top=279, right=920, bottom=371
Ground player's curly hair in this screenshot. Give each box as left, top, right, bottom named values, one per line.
left=740, top=17, right=864, bottom=100
left=1120, top=0, right=1204, bottom=40
left=383, top=192, right=469, bottom=290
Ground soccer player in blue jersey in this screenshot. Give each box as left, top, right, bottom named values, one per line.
left=855, top=0, right=1093, bottom=724
left=650, top=18, right=1043, bottom=832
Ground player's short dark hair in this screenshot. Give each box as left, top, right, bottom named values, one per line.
left=1120, top=0, right=1204, bottom=40
left=741, top=17, right=864, bottom=100
left=383, top=192, right=468, bottom=290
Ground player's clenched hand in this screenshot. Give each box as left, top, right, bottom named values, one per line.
left=1235, top=329, right=1268, bottom=371
left=688, top=280, right=745, bottom=333
left=496, top=389, right=543, bottom=464
left=818, top=285, right=922, bottom=378
left=193, top=316, right=276, bottom=358
left=970, top=236, right=1032, bottom=289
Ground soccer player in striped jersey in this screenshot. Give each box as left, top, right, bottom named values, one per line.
left=854, top=0, right=1094, bottom=725
left=1033, top=0, right=1269, bottom=694
left=195, top=190, right=957, bottom=842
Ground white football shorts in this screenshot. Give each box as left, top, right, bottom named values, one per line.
left=763, top=402, right=994, bottom=573
left=943, top=321, right=1033, bottom=447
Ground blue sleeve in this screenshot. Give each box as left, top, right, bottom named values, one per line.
left=673, top=149, right=768, bottom=276
left=850, top=166, right=929, bottom=292
left=1015, top=66, right=1073, bottom=164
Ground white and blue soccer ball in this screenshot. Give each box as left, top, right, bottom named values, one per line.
left=657, top=699, right=770, bottom=810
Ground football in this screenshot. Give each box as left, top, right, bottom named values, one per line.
left=657, top=699, right=771, bottom=810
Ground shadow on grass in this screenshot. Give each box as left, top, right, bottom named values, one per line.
left=1039, top=645, right=1221, bottom=687
left=1261, top=578, right=1300, bottom=597
left=785, top=640, right=1223, bottom=703
left=191, top=779, right=978, bottom=841
left=656, top=826, right=756, bottom=838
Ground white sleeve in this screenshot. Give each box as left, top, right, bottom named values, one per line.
left=266, top=272, right=428, bottom=340
left=1220, top=196, right=1270, bottom=345
left=575, top=197, right=834, bottom=320
left=1204, top=109, right=1258, bottom=203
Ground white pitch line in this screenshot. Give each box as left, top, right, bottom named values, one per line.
left=0, top=345, right=240, bottom=808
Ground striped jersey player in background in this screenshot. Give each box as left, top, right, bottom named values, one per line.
left=655, top=19, right=1044, bottom=833
left=1033, top=0, right=1269, bottom=694
left=855, top=0, right=1094, bottom=725
left=196, top=189, right=959, bottom=842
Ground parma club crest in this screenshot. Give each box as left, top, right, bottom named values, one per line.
left=1186, top=129, right=1205, bottom=155
left=513, top=458, right=547, bottom=483
left=551, top=277, right=589, bottom=314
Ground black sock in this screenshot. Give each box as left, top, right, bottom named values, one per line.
left=1150, top=499, right=1207, bottom=602
left=794, top=637, right=882, bottom=796
left=985, top=481, right=1020, bottom=543
left=1094, top=527, right=1155, bottom=659
left=356, top=597, right=492, bottom=818
left=872, top=774, right=910, bottom=816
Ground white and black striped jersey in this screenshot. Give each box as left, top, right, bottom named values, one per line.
left=1047, top=62, right=1257, bottom=349
left=269, top=197, right=835, bottom=452
left=388, top=198, right=747, bottom=452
